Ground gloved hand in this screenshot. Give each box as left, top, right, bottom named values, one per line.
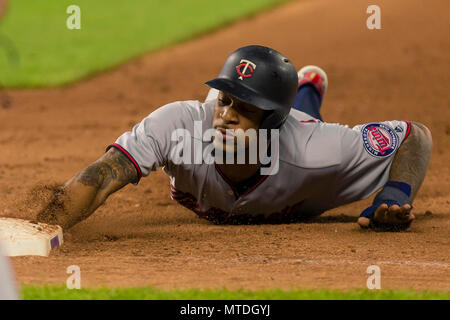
left=357, top=181, right=415, bottom=232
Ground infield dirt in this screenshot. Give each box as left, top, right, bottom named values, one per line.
left=1, top=0, right=449, bottom=291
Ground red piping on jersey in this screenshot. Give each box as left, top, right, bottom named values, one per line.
left=300, top=119, right=317, bottom=123
left=107, top=143, right=143, bottom=180
left=403, top=120, right=412, bottom=141
left=213, top=162, right=239, bottom=197
left=213, top=137, right=278, bottom=198
left=241, top=173, right=269, bottom=197
left=241, top=137, right=278, bottom=197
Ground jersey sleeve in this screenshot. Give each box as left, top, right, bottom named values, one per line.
left=333, top=120, right=412, bottom=205
left=107, top=101, right=200, bottom=184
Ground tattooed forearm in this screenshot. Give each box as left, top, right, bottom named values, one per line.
left=37, top=148, right=138, bottom=229
left=75, top=165, right=105, bottom=188
left=389, top=122, right=433, bottom=201
left=75, top=148, right=137, bottom=189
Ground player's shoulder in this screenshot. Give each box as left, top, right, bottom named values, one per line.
left=288, top=108, right=318, bottom=122
left=280, top=116, right=352, bottom=168
left=352, top=120, right=411, bottom=158
left=147, top=99, right=210, bottom=120
left=141, top=99, right=214, bottom=133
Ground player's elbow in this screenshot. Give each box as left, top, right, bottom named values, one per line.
left=410, top=122, right=432, bottom=153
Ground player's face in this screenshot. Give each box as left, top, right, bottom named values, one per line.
left=212, top=91, right=265, bottom=153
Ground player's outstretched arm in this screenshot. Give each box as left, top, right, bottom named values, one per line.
left=358, top=122, right=433, bottom=230
left=388, top=122, right=433, bottom=200
left=36, top=148, right=138, bottom=230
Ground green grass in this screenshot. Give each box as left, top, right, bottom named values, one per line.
left=0, top=0, right=289, bottom=87
left=21, top=285, right=450, bottom=300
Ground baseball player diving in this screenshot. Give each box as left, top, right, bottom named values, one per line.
left=36, top=45, right=432, bottom=232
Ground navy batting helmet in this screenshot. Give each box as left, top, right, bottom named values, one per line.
left=205, top=45, right=298, bottom=129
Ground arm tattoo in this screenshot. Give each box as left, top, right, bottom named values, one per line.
left=75, top=148, right=138, bottom=190
left=37, top=149, right=138, bottom=228
left=389, top=122, right=433, bottom=201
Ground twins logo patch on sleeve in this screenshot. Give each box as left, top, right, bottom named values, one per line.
left=362, top=123, right=399, bottom=158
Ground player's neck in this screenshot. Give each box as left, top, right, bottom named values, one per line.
left=215, top=140, right=272, bottom=184
left=216, top=162, right=262, bottom=184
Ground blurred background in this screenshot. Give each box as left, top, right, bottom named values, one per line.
left=0, top=0, right=290, bottom=87
left=0, top=0, right=449, bottom=294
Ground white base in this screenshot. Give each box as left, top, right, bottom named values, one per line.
left=0, top=218, right=63, bottom=257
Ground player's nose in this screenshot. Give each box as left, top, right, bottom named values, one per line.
left=220, top=106, right=239, bottom=123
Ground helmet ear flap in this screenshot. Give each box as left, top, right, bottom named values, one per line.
left=259, top=110, right=271, bottom=129
left=260, top=110, right=286, bottom=130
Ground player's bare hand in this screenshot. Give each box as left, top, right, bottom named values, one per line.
left=358, top=203, right=414, bottom=229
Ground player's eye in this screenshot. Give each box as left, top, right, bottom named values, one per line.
left=237, top=103, right=257, bottom=114
left=218, top=98, right=230, bottom=106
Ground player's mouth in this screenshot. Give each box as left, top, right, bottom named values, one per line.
left=215, top=127, right=235, bottom=141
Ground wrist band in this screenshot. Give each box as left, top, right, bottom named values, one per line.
left=384, top=181, right=411, bottom=197
left=373, top=180, right=411, bottom=207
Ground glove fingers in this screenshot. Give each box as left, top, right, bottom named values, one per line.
left=357, top=216, right=370, bottom=228
left=373, top=203, right=389, bottom=222
left=359, top=202, right=413, bottom=232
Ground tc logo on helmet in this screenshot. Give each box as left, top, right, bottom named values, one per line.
left=236, top=59, right=256, bottom=80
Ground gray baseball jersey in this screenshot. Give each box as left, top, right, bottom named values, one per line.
left=109, top=99, right=411, bottom=223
